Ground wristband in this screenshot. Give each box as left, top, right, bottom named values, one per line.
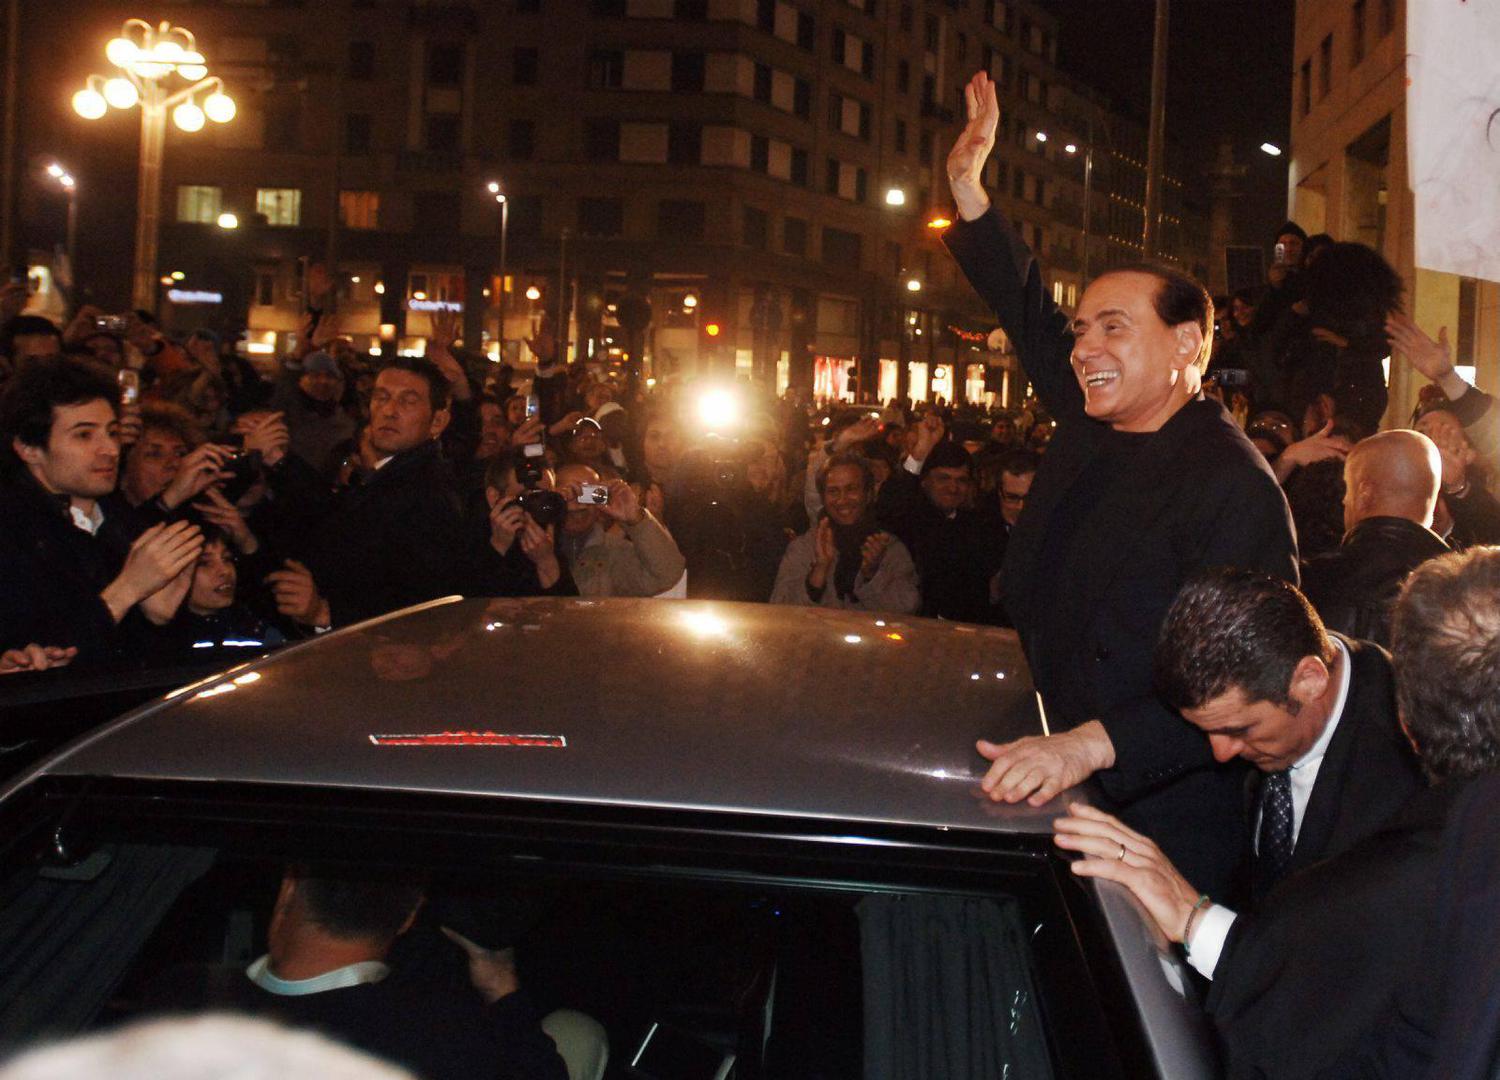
left=1182, top=893, right=1212, bottom=951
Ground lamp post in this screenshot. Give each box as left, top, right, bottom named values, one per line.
left=486, top=180, right=509, bottom=350
left=44, top=162, right=77, bottom=297
left=72, top=20, right=235, bottom=312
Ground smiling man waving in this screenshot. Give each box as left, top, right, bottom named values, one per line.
left=943, top=72, right=1297, bottom=896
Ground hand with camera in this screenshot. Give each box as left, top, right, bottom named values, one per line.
left=159, top=443, right=236, bottom=510
left=510, top=416, right=545, bottom=448
left=233, top=411, right=290, bottom=469
left=118, top=401, right=144, bottom=448
left=547, top=410, right=585, bottom=438
left=61, top=304, right=107, bottom=348
left=860, top=530, right=893, bottom=581
left=518, top=517, right=562, bottom=590
left=266, top=558, right=331, bottom=628
left=598, top=478, right=644, bottom=526
left=489, top=497, right=526, bottom=556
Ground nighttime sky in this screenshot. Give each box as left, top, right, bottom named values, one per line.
left=1034, top=0, right=1297, bottom=244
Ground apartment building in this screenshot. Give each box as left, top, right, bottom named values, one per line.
left=8, top=0, right=1211, bottom=404
left=1289, top=0, right=1499, bottom=421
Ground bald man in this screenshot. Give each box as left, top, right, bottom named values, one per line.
left=1300, top=430, right=1449, bottom=646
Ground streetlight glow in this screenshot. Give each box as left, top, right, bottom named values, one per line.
left=884, top=187, right=907, bottom=207
left=105, top=37, right=139, bottom=67
left=1260, top=142, right=1283, bottom=157
left=927, top=216, right=952, bottom=230
left=1064, top=143, right=1078, bottom=154
left=203, top=92, right=236, bottom=123
left=59, top=174, right=75, bottom=189
left=906, top=279, right=922, bottom=292
left=172, top=102, right=205, bottom=132
left=487, top=181, right=501, bottom=194
left=46, top=163, right=63, bottom=178
left=216, top=212, right=238, bottom=229
left=1034, top=131, right=1048, bottom=142
left=103, top=77, right=140, bottom=109
left=525, top=285, right=541, bottom=301
left=72, top=88, right=107, bottom=120
left=170, top=271, right=185, bottom=281
left=682, top=293, right=699, bottom=310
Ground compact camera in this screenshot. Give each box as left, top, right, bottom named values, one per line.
left=218, top=448, right=263, bottom=503
left=576, top=482, right=610, bottom=506
left=94, top=314, right=130, bottom=335
left=507, top=488, right=568, bottom=529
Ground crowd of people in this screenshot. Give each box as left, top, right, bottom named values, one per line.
left=1, top=63, right=1499, bottom=1076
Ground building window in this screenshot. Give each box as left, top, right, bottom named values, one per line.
left=668, top=124, right=702, bottom=164
left=743, top=205, right=768, bottom=249
left=510, top=195, right=543, bottom=238
left=1318, top=33, right=1333, bottom=99
left=797, top=11, right=815, bottom=49
left=425, top=113, right=461, bottom=154
left=751, top=135, right=769, bottom=173
left=510, top=119, right=536, bottom=160
left=412, top=193, right=460, bottom=235
left=338, top=190, right=380, bottom=230
left=587, top=49, right=623, bottom=90
left=1300, top=59, right=1311, bottom=116
left=897, top=58, right=910, bottom=93
left=514, top=47, right=539, bottom=86
left=658, top=200, right=705, bottom=240
left=825, top=157, right=840, bottom=196
left=348, top=41, right=375, bottom=80
left=578, top=197, right=623, bottom=237
left=1351, top=0, right=1366, bottom=66
left=256, top=188, right=302, bottom=227
left=822, top=226, right=862, bottom=267
left=894, top=118, right=907, bottom=154
left=585, top=119, right=620, bottom=161
left=1377, top=0, right=1395, bottom=36
left=427, top=42, right=463, bottom=86
left=784, top=216, right=808, bottom=255
left=919, top=129, right=933, bottom=160
left=671, top=52, right=705, bottom=92
left=176, top=185, right=222, bottom=224
left=676, top=0, right=708, bottom=17
left=345, top=113, right=372, bottom=154
left=753, top=63, right=772, bottom=102
left=253, top=271, right=275, bottom=308
left=794, top=78, right=811, bottom=118
left=899, top=4, right=912, bottom=32
left=790, top=147, right=809, bottom=186
left=592, top=0, right=626, bottom=13
left=924, top=14, right=938, bottom=50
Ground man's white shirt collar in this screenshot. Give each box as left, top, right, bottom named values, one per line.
left=69, top=501, right=104, bottom=536
left=245, top=954, right=389, bottom=996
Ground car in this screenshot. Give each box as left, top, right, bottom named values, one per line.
left=0, top=597, right=1218, bottom=1078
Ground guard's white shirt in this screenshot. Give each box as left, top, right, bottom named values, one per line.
left=70, top=500, right=104, bottom=536
left=245, top=954, right=389, bottom=996
left=1187, top=638, right=1353, bottom=980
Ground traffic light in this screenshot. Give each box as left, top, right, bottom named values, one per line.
left=698, top=315, right=726, bottom=368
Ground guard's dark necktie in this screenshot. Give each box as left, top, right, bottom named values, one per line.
left=1255, top=769, right=1295, bottom=900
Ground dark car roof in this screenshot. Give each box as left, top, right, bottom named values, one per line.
left=28, top=598, right=1057, bottom=835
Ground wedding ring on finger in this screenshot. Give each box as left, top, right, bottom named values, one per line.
left=1116, top=842, right=1127, bottom=862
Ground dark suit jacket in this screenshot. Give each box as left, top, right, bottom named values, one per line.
left=1206, top=781, right=1464, bottom=1079
left=1243, top=634, right=1421, bottom=899
left=303, top=440, right=465, bottom=627
left=1300, top=518, right=1448, bottom=648
left=874, top=468, right=1006, bottom=624
left=945, top=208, right=1298, bottom=896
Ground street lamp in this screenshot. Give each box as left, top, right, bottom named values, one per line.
left=1259, top=142, right=1283, bottom=157
left=485, top=180, right=510, bottom=348
left=72, top=19, right=235, bottom=312
left=216, top=212, right=239, bottom=230
left=884, top=186, right=907, bottom=207
left=44, top=162, right=79, bottom=298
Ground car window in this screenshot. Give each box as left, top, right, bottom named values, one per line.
left=0, top=781, right=1135, bottom=1079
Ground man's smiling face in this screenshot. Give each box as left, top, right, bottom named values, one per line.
left=1069, top=271, right=1191, bottom=432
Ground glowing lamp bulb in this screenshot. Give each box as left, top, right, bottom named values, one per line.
left=103, top=77, right=139, bottom=109
left=703, top=321, right=721, bottom=337
left=525, top=285, right=541, bottom=300
left=46, top=163, right=63, bottom=178
left=72, top=88, right=108, bottom=120
left=698, top=389, right=737, bottom=430
left=173, top=102, right=206, bottom=132
left=203, top=92, right=236, bottom=124
left=105, top=37, right=139, bottom=68
left=217, top=212, right=239, bottom=229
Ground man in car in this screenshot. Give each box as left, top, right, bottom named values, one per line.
left=0, top=357, right=203, bottom=665
left=268, top=357, right=464, bottom=630
left=228, top=866, right=568, bottom=1080
left=945, top=72, right=1296, bottom=897
left=551, top=462, right=684, bottom=597
left=1152, top=568, right=1420, bottom=902
left=1054, top=548, right=1500, bottom=1078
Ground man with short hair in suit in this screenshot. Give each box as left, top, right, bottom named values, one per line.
left=1052, top=548, right=1500, bottom=1079
left=1152, top=567, right=1421, bottom=904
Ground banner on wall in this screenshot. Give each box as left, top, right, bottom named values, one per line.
left=1407, top=2, right=1500, bottom=282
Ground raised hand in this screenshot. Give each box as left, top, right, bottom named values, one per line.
left=947, top=71, right=999, bottom=221
left=266, top=558, right=330, bottom=627
left=834, top=416, right=880, bottom=451
left=912, top=413, right=946, bottom=463
left=440, top=926, right=518, bottom=1004
left=140, top=563, right=194, bottom=626
left=519, top=519, right=561, bottom=589
left=0, top=644, right=78, bottom=675
left=106, top=521, right=205, bottom=621
left=193, top=487, right=259, bottom=553
left=510, top=416, right=545, bottom=447
left=807, top=516, right=837, bottom=594
left=859, top=530, right=893, bottom=579
left=234, top=411, right=290, bottom=468
left=1386, top=313, right=1468, bottom=400
left=160, top=443, right=237, bottom=509
left=599, top=478, right=644, bottom=525
left=489, top=498, right=525, bottom=555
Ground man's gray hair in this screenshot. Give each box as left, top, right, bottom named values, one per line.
left=0, top=1015, right=414, bottom=1080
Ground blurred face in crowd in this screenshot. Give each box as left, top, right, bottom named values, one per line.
left=991, top=417, right=1016, bottom=446
left=584, top=382, right=615, bottom=414
left=553, top=463, right=602, bottom=536
left=743, top=440, right=783, bottom=498
left=642, top=418, right=681, bottom=473
left=11, top=332, right=61, bottom=365
left=1277, top=232, right=1305, bottom=268
left=13, top=398, right=120, bottom=501
left=567, top=421, right=605, bottom=464
left=79, top=334, right=124, bottom=368
left=477, top=400, right=509, bottom=460
left=1415, top=409, right=1475, bottom=488
left=122, top=427, right=189, bottom=505
left=1231, top=296, right=1255, bottom=328
left=922, top=465, right=972, bottom=514
left=822, top=463, right=870, bottom=527
left=1070, top=271, right=1202, bottom=432
left=504, top=395, right=528, bottom=427
left=368, top=368, right=449, bottom=457
left=186, top=334, right=219, bottom=370
left=999, top=468, right=1035, bottom=527
left=1181, top=659, right=1332, bottom=772
left=298, top=366, right=343, bottom=404
left=187, top=539, right=238, bottom=616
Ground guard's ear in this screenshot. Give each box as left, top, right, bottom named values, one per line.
left=1287, top=653, right=1331, bottom=707
left=428, top=406, right=451, bottom=440
left=11, top=436, right=43, bottom=467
